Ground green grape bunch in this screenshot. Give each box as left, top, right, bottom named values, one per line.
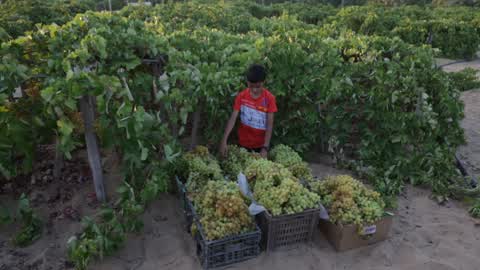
left=244, top=158, right=293, bottom=186
left=191, top=181, right=255, bottom=240
left=177, top=146, right=224, bottom=196
left=310, top=175, right=385, bottom=228
left=270, top=144, right=314, bottom=182
left=221, top=145, right=260, bottom=181
left=245, top=159, right=320, bottom=216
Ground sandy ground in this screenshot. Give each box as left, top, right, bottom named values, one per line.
left=91, top=162, right=480, bottom=270
left=457, top=90, right=480, bottom=180
left=1, top=59, right=480, bottom=270
left=439, top=58, right=480, bottom=180
left=439, top=59, right=480, bottom=77
left=0, top=149, right=122, bottom=270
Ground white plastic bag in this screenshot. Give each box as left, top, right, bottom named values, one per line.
left=237, top=173, right=266, bottom=215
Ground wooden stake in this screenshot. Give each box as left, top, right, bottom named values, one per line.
left=53, top=136, right=64, bottom=180
left=189, top=103, right=202, bottom=150
left=80, top=95, right=106, bottom=202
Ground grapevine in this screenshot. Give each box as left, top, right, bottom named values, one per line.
left=13, top=194, right=42, bottom=247
left=0, top=1, right=475, bottom=269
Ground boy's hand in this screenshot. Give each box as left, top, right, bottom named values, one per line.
left=219, top=141, right=228, bottom=157
left=260, top=148, right=268, bottom=158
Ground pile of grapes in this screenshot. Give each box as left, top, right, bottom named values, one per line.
left=270, top=144, right=314, bottom=182
left=177, top=146, right=224, bottom=195
left=310, top=175, right=385, bottom=226
left=245, top=159, right=320, bottom=216
left=179, top=144, right=321, bottom=238
left=191, top=181, right=256, bottom=240
left=221, top=145, right=260, bottom=180
left=179, top=146, right=255, bottom=240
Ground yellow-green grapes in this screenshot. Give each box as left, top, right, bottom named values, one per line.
left=244, top=158, right=293, bottom=186
left=221, top=145, right=260, bottom=181
left=191, top=181, right=255, bottom=240
left=270, top=144, right=314, bottom=182
left=245, top=159, right=320, bottom=216
left=310, top=175, right=385, bottom=227
left=178, top=146, right=224, bottom=196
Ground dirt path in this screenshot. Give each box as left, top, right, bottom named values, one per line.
left=439, top=59, right=480, bottom=180
left=457, top=90, right=480, bottom=180
left=0, top=149, right=120, bottom=270
left=439, top=59, right=480, bottom=76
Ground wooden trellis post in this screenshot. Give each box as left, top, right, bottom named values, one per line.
left=80, top=95, right=106, bottom=202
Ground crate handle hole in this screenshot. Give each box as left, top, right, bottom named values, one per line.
left=196, top=242, right=203, bottom=257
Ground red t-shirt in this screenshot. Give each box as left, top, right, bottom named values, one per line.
left=233, top=88, right=278, bottom=148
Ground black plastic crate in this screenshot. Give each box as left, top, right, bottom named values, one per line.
left=175, top=177, right=189, bottom=211
left=185, top=192, right=261, bottom=269
left=175, top=177, right=193, bottom=230
left=194, top=221, right=262, bottom=269
left=256, top=208, right=320, bottom=251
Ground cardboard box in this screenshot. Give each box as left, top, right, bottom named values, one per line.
left=319, top=214, right=393, bottom=251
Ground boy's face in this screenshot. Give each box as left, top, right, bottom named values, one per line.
left=247, top=81, right=264, bottom=96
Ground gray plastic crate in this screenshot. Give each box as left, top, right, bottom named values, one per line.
left=183, top=188, right=261, bottom=269
left=193, top=217, right=261, bottom=269
left=256, top=208, right=320, bottom=251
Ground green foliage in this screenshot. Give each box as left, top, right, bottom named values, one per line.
left=14, top=193, right=42, bottom=247
left=469, top=200, right=480, bottom=218
left=447, top=68, right=480, bottom=92
left=68, top=159, right=171, bottom=269
left=0, top=0, right=96, bottom=39
left=0, top=1, right=474, bottom=267
left=68, top=210, right=125, bottom=270
left=394, top=19, right=480, bottom=59
left=327, top=5, right=480, bottom=59
left=320, top=33, right=464, bottom=196
left=0, top=204, right=12, bottom=225
left=0, top=26, right=10, bottom=43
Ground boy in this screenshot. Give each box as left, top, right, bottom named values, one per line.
left=219, top=64, right=277, bottom=158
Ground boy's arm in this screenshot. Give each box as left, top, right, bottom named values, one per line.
left=220, top=110, right=239, bottom=156
left=261, top=112, right=274, bottom=157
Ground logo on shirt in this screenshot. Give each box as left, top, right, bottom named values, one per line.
left=240, top=105, right=267, bottom=130
left=257, top=98, right=268, bottom=112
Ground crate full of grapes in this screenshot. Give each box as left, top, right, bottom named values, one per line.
left=239, top=157, right=322, bottom=251
left=186, top=181, right=261, bottom=269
